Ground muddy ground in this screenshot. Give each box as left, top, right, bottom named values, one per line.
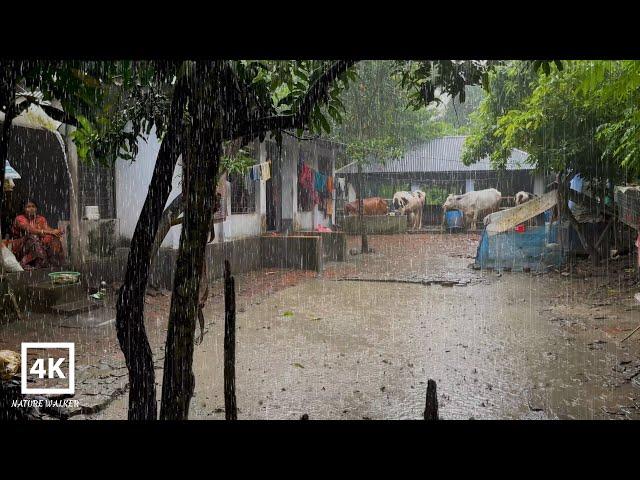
left=2, top=233, right=639, bottom=419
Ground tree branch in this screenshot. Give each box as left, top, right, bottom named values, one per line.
left=232, top=60, right=359, bottom=139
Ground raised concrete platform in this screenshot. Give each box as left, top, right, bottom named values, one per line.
left=293, top=231, right=346, bottom=262
left=342, top=215, right=407, bottom=235
left=261, top=235, right=323, bottom=272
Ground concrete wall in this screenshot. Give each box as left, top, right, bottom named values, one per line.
left=260, top=235, right=323, bottom=273
left=81, top=234, right=324, bottom=291
left=294, top=231, right=346, bottom=262
left=342, top=215, right=407, bottom=234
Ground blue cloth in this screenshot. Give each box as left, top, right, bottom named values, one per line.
left=569, top=174, right=583, bottom=210
left=249, top=165, right=260, bottom=181
left=314, top=172, right=326, bottom=193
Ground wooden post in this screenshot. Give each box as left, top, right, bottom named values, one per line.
left=224, top=259, right=237, bottom=420
left=63, top=124, right=83, bottom=269
left=424, top=379, right=438, bottom=420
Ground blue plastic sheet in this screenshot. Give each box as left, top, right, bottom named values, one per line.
left=475, top=223, right=564, bottom=272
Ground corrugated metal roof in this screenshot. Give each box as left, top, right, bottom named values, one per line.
left=335, top=136, right=532, bottom=174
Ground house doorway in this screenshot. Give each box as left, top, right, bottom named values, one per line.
left=2, top=126, right=69, bottom=239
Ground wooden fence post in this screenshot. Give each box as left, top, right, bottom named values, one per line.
left=224, top=260, right=237, bottom=420
left=424, top=379, right=438, bottom=420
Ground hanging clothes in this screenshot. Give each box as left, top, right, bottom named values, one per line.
left=298, top=162, right=315, bottom=211
left=327, top=176, right=334, bottom=193
left=260, top=161, right=271, bottom=181
left=326, top=198, right=334, bottom=216
left=314, top=171, right=326, bottom=194
left=300, top=164, right=313, bottom=191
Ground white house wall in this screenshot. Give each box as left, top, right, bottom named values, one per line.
left=117, top=131, right=337, bottom=248
left=115, top=127, right=182, bottom=249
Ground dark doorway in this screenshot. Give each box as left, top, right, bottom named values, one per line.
left=265, top=141, right=281, bottom=232
left=2, top=126, right=69, bottom=239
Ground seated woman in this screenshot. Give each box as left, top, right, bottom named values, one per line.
left=11, top=200, right=65, bottom=269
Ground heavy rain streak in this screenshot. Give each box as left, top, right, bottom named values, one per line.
left=1, top=60, right=639, bottom=421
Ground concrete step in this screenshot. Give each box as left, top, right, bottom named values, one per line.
left=22, top=281, right=88, bottom=313
left=50, top=298, right=103, bottom=316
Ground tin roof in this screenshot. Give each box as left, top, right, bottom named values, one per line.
left=335, top=136, right=532, bottom=174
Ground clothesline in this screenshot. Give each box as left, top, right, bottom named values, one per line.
left=245, top=160, right=271, bottom=182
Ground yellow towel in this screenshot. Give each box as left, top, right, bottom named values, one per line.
left=260, top=161, right=271, bottom=181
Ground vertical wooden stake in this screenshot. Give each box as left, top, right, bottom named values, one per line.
left=424, top=379, right=438, bottom=420
left=224, top=260, right=237, bottom=420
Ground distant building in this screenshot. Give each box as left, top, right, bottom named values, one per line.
left=335, top=135, right=548, bottom=225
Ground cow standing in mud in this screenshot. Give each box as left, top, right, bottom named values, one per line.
left=392, top=190, right=425, bottom=230
left=442, top=188, right=502, bottom=229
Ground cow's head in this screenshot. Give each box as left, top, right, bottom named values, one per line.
left=413, top=190, right=425, bottom=203
left=443, top=194, right=460, bottom=210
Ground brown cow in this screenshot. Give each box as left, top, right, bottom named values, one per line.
left=344, top=197, right=389, bottom=216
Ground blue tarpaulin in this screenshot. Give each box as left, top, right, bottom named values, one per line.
left=475, top=223, right=564, bottom=272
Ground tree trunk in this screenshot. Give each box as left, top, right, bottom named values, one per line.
left=115, top=72, right=188, bottom=421
left=357, top=163, right=369, bottom=253
left=224, top=260, right=237, bottom=420
left=160, top=68, right=223, bottom=418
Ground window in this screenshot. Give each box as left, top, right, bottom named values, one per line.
left=229, top=171, right=255, bottom=214
left=227, top=144, right=258, bottom=214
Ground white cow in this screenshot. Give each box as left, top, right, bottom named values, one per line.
left=392, top=190, right=425, bottom=230
left=515, top=191, right=538, bottom=205
left=443, top=188, right=502, bottom=229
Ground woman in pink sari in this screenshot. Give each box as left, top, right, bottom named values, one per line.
left=11, top=200, right=65, bottom=269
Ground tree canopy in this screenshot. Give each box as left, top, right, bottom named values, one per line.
left=462, top=60, right=640, bottom=188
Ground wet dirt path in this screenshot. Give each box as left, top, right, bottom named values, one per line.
left=89, top=233, right=640, bottom=420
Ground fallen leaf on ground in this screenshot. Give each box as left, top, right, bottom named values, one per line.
left=292, top=363, right=304, bottom=369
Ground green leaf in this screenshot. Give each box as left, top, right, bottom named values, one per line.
left=318, top=113, right=331, bottom=134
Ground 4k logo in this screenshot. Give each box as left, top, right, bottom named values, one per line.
left=21, top=343, right=75, bottom=395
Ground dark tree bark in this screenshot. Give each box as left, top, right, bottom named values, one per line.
left=424, top=379, right=438, bottom=420
left=115, top=71, right=188, bottom=421
left=159, top=136, right=220, bottom=419
left=223, top=260, right=237, bottom=420
left=357, top=163, right=369, bottom=254
left=156, top=60, right=359, bottom=419
left=160, top=62, right=225, bottom=420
